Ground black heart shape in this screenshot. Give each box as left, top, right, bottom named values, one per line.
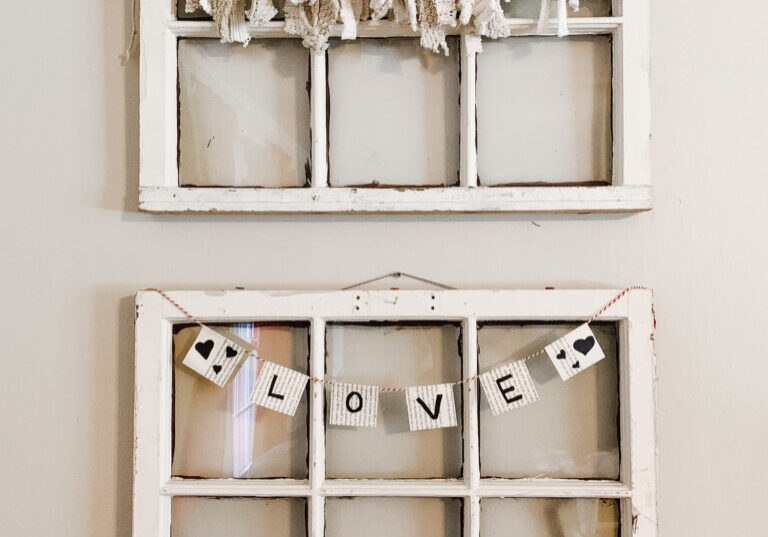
left=213, top=365, right=222, bottom=374
left=225, top=346, right=237, bottom=358
left=556, top=349, right=566, bottom=360
left=573, top=336, right=595, bottom=356
left=572, top=361, right=580, bottom=369
left=195, top=339, right=214, bottom=359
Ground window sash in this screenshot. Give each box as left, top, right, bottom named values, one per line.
left=138, top=0, right=651, bottom=213
left=134, top=289, right=656, bottom=537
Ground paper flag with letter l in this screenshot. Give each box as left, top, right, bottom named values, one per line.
left=182, top=326, right=247, bottom=387
left=405, top=383, right=458, bottom=431
left=545, top=323, right=606, bottom=381
left=250, top=361, right=309, bottom=416
left=329, top=382, right=379, bottom=427
left=479, top=360, right=539, bottom=415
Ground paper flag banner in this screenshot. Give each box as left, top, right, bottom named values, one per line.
left=479, top=360, right=540, bottom=415
left=329, top=383, right=379, bottom=428
left=250, top=361, right=309, bottom=416
left=545, top=323, right=606, bottom=381
left=405, top=383, right=458, bottom=431
left=182, top=326, right=247, bottom=387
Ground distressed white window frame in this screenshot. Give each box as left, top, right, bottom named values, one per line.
left=138, top=1, right=651, bottom=213
left=134, top=288, right=657, bottom=536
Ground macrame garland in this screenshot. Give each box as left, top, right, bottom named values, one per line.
left=189, top=0, right=580, bottom=54
left=190, top=0, right=251, bottom=44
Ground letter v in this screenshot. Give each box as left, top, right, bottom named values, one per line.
left=416, top=394, right=443, bottom=420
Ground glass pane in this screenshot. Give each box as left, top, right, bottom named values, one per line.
left=328, top=38, right=460, bottom=187
left=502, top=0, right=612, bottom=18
left=478, top=322, right=619, bottom=479
left=325, top=323, right=463, bottom=478
left=480, top=498, right=619, bottom=537
left=477, top=36, right=612, bottom=185
left=178, top=39, right=310, bottom=187
left=172, top=323, right=309, bottom=479
left=172, top=497, right=306, bottom=537
left=326, top=498, right=462, bottom=537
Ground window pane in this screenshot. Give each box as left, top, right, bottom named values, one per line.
left=172, top=323, right=309, bottom=479
left=328, top=38, right=460, bottom=187
left=325, top=323, right=463, bottom=478
left=172, top=497, right=306, bottom=537
left=478, top=322, right=619, bottom=479
left=502, top=0, right=612, bottom=18
left=178, top=39, right=310, bottom=187
left=326, top=498, right=462, bottom=537
left=477, top=36, right=612, bottom=185
left=480, top=498, right=619, bottom=537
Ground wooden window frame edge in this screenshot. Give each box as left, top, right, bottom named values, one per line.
left=133, top=289, right=657, bottom=537
left=138, top=0, right=651, bottom=214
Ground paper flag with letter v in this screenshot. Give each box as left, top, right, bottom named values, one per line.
left=479, top=360, right=540, bottom=415
left=182, top=326, right=247, bottom=387
left=405, top=383, right=458, bottom=431
left=329, top=382, right=379, bottom=428
left=545, top=323, right=606, bottom=381
left=250, top=361, right=309, bottom=416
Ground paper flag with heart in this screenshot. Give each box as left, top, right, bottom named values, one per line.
left=545, top=323, right=606, bottom=381
left=182, top=326, right=247, bottom=387
left=250, top=361, right=309, bottom=416
left=479, top=360, right=540, bottom=415
left=329, top=382, right=379, bottom=428
left=405, top=383, right=458, bottom=431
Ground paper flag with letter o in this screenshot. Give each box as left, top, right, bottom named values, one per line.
left=182, top=326, right=247, bottom=387
left=329, top=382, right=379, bottom=427
left=545, top=323, right=606, bottom=381
left=250, top=361, right=309, bottom=416
left=405, top=383, right=458, bottom=431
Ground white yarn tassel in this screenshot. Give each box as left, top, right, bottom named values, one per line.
left=370, top=0, right=392, bottom=20
left=339, top=0, right=363, bottom=38
left=458, top=0, right=474, bottom=26
left=537, top=0, right=550, bottom=32
left=195, top=0, right=251, bottom=44
left=246, top=0, right=278, bottom=24
left=557, top=0, right=568, bottom=36
left=472, top=0, right=509, bottom=39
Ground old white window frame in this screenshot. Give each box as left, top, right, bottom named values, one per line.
left=138, top=1, right=651, bottom=213
left=134, top=288, right=657, bottom=536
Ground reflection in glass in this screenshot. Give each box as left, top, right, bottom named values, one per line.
left=178, top=39, right=310, bottom=187
left=478, top=323, right=619, bottom=479
left=326, top=497, right=462, bottom=537
left=480, top=498, right=619, bottom=537
left=325, top=323, right=463, bottom=478
left=172, top=497, right=306, bottom=537
left=172, top=323, right=309, bottom=479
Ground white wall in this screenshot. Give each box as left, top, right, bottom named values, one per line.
left=1, top=1, right=767, bottom=536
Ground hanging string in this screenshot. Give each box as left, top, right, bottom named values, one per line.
left=146, top=286, right=654, bottom=392
left=342, top=271, right=456, bottom=290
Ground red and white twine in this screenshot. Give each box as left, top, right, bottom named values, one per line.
left=145, top=286, right=655, bottom=392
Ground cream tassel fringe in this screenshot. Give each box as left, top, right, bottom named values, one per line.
left=191, top=0, right=576, bottom=53
left=190, top=0, right=251, bottom=44
left=471, top=0, right=509, bottom=39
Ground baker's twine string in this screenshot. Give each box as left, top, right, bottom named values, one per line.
left=145, top=286, right=655, bottom=392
